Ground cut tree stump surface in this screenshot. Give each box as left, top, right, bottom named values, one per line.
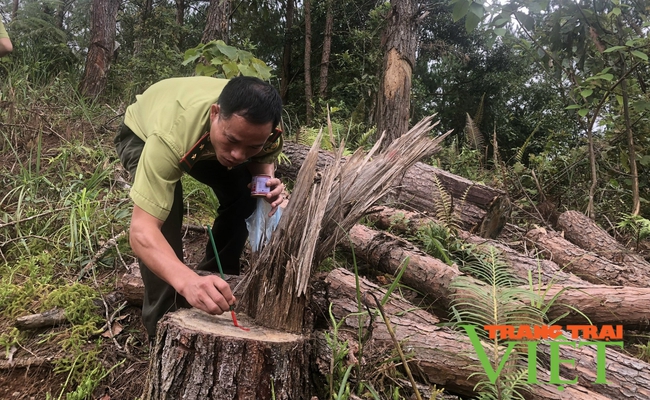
left=146, top=308, right=310, bottom=400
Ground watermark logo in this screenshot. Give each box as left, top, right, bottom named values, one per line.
left=461, top=324, right=623, bottom=390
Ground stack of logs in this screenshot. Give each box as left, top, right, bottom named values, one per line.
left=116, top=142, right=650, bottom=399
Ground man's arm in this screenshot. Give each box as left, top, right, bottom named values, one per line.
left=129, top=204, right=234, bottom=314
left=0, top=37, right=12, bottom=57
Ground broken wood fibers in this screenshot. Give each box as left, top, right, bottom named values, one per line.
left=238, top=115, right=452, bottom=334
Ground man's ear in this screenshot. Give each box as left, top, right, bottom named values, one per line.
left=209, top=104, right=220, bottom=123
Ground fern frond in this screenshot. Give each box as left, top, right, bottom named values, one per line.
left=465, top=112, right=484, bottom=150
left=431, top=174, right=456, bottom=229
left=514, top=122, right=540, bottom=163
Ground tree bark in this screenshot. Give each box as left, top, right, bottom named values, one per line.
left=201, top=0, right=230, bottom=44
left=375, top=0, right=419, bottom=150
left=142, top=0, right=152, bottom=22
left=557, top=210, right=650, bottom=269
left=304, top=0, right=314, bottom=124
left=145, top=308, right=310, bottom=400
left=315, top=268, right=611, bottom=400
left=343, top=224, right=650, bottom=328
left=176, top=0, right=185, bottom=26
left=365, top=205, right=587, bottom=286
left=79, top=0, right=120, bottom=99
left=277, top=141, right=510, bottom=237
left=620, top=52, right=641, bottom=216
left=279, top=0, right=294, bottom=103
left=526, top=227, right=650, bottom=287
left=318, top=0, right=333, bottom=99
left=12, top=0, right=18, bottom=20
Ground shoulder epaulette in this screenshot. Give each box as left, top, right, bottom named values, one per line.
left=262, top=126, right=283, bottom=153
left=179, top=132, right=210, bottom=172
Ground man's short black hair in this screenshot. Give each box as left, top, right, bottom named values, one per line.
left=217, top=76, right=282, bottom=129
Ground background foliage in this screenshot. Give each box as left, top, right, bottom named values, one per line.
left=1, top=0, right=649, bottom=398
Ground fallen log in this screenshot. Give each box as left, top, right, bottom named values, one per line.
left=315, top=268, right=610, bottom=400
left=277, top=141, right=510, bottom=238
left=118, top=263, right=241, bottom=307
left=366, top=205, right=588, bottom=286
left=557, top=210, right=650, bottom=269
left=537, top=331, right=650, bottom=399
left=343, top=224, right=650, bottom=328
left=526, top=227, right=650, bottom=287
left=15, top=292, right=124, bottom=330
left=15, top=308, right=66, bottom=330
left=145, top=309, right=310, bottom=400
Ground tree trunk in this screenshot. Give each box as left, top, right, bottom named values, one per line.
left=12, top=0, right=18, bottom=20
left=343, top=224, right=650, bottom=328
left=276, top=141, right=510, bottom=237
left=316, top=268, right=612, bottom=400
left=318, top=0, right=333, bottom=99
left=620, top=46, right=640, bottom=216
left=304, top=0, right=314, bottom=124
left=557, top=210, right=650, bottom=269
left=365, top=205, right=588, bottom=286
left=279, top=0, right=294, bottom=103
left=55, top=0, right=69, bottom=29
left=375, top=0, right=419, bottom=150
left=175, top=0, right=185, bottom=25
left=145, top=308, right=310, bottom=400
left=526, top=227, right=650, bottom=287
left=79, top=0, right=120, bottom=99
left=201, top=0, right=230, bottom=44
left=142, top=0, right=152, bottom=22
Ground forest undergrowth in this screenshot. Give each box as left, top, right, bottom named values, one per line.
left=1, top=69, right=650, bottom=400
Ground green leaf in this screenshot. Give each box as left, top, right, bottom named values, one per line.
left=578, top=109, right=589, bottom=117
left=182, top=49, right=202, bottom=66
left=469, top=2, right=484, bottom=19
left=616, top=95, right=623, bottom=106
left=216, top=41, right=238, bottom=60
left=222, top=61, right=239, bottom=78
left=494, top=28, right=507, bottom=36
left=515, top=12, right=535, bottom=31
left=632, top=100, right=650, bottom=111
left=603, top=46, right=626, bottom=53
left=580, top=89, right=593, bottom=98
left=452, top=0, right=471, bottom=22
left=631, top=50, right=648, bottom=61
left=465, top=12, right=481, bottom=32
left=195, top=64, right=218, bottom=77
left=493, top=17, right=510, bottom=27
left=565, top=104, right=581, bottom=110
left=237, top=64, right=257, bottom=77
left=586, top=73, right=614, bottom=81
left=611, top=7, right=621, bottom=15
left=640, top=155, right=650, bottom=167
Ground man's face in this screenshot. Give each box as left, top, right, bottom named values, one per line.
left=209, top=104, right=273, bottom=167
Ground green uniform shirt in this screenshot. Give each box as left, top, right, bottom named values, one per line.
left=0, top=21, right=9, bottom=39
left=124, top=76, right=283, bottom=221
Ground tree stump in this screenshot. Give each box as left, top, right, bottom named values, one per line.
left=145, top=308, right=310, bottom=400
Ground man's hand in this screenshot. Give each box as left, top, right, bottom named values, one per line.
left=263, top=177, right=285, bottom=216
left=177, top=274, right=235, bottom=315
left=247, top=162, right=286, bottom=216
